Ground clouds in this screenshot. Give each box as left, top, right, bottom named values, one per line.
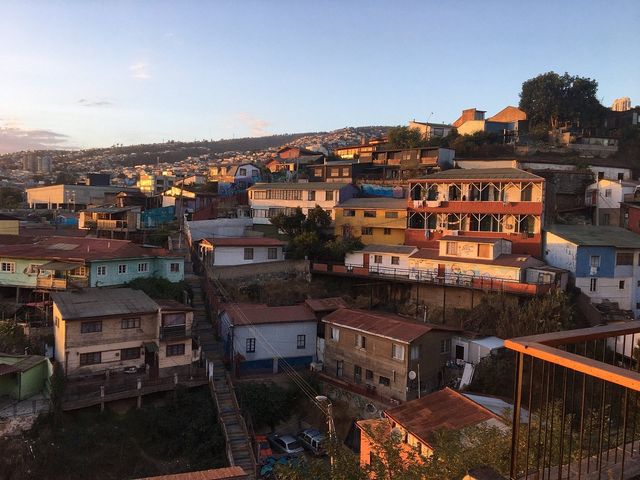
left=78, top=98, right=113, bottom=107
left=0, top=122, right=71, bottom=153
left=235, top=112, right=270, bottom=137
left=130, top=62, right=150, bottom=80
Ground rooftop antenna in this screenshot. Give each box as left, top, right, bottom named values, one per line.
left=427, top=112, right=434, bottom=123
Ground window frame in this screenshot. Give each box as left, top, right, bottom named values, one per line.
left=96, top=265, right=107, bottom=276
left=79, top=352, right=101, bottom=366
left=392, top=343, right=405, bottom=361
left=118, top=264, right=128, bottom=275
left=244, top=248, right=254, bottom=260
left=1, top=262, right=16, bottom=273
left=137, top=262, right=149, bottom=273
left=440, top=338, right=451, bottom=354
left=391, top=256, right=400, bottom=265
left=297, top=334, right=306, bottom=349
left=170, top=262, right=181, bottom=273
left=81, top=321, right=102, bottom=334
left=379, top=375, right=391, bottom=387
left=246, top=337, right=256, bottom=353
left=166, top=343, right=186, bottom=357
left=121, top=317, right=140, bottom=329
left=363, top=210, right=376, bottom=218
left=355, top=334, right=366, bottom=350
left=267, top=247, right=278, bottom=260
left=385, top=211, right=399, bottom=219
left=361, top=227, right=373, bottom=236
left=616, top=252, right=634, bottom=266
left=121, top=347, right=140, bottom=360
left=330, top=326, right=340, bottom=342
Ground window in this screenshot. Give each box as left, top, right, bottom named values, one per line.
left=361, top=227, right=373, bottom=236
left=166, top=344, right=185, bottom=356
left=590, top=278, right=597, bottom=292
left=384, top=228, right=392, bottom=236
left=344, top=209, right=356, bottom=217
left=325, top=191, right=334, bottom=201
left=590, top=256, right=601, bottom=268
left=364, top=211, right=376, bottom=218
left=392, top=344, right=405, bottom=361
left=121, top=318, right=140, bottom=329
left=366, top=369, right=373, bottom=381
left=354, top=365, right=362, bottom=382
left=1, top=262, right=15, bottom=273
left=267, top=248, right=278, bottom=260
left=170, top=263, right=181, bottom=273
left=618, top=173, right=625, bottom=180
left=374, top=255, right=383, bottom=264
left=477, top=244, right=491, bottom=258
left=619, top=280, right=626, bottom=290
left=521, top=184, right=533, bottom=201
left=355, top=334, right=366, bottom=349
left=297, top=335, right=306, bottom=349
left=598, top=171, right=604, bottom=180
left=617, top=252, right=634, bottom=265
left=385, top=211, right=398, bottom=219
left=71, top=266, right=87, bottom=276
left=602, top=213, right=611, bottom=225
left=446, top=242, right=457, bottom=255
left=244, top=248, right=254, bottom=260
left=440, top=338, right=451, bottom=354
left=81, top=321, right=102, bottom=333
left=118, top=264, right=128, bottom=274
left=330, top=327, right=340, bottom=342
left=330, top=168, right=339, bottom=177
left=308, top=191, right=316, bottom=201
left=411, top=345, right=420, bottom=360
left=246, top=338, right=256, bottom=353
left=239, top=168, right=247, bottom=176
left=96, top=265, right=107, bottom=276
left=138, top=262, right=148, bottom=273
left=79, top=352, right=101, bottom=366
left=391, top=256, right=400, bottom=265
left=379, top=376, right=391, bottom=387
left=121, top=347, right=140, bottom=360
left=605, top=189, right=612, bottom=198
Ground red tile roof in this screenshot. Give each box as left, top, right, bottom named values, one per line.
left=135, top=466, right=247, bottom=480
left=322, top=308, right=459, bottom=343
left=384, top=388, right=502, bottom=445
left=0, top=236, right=178, bottom=262
left=201, top=237, right=286, bottom=247
left=221, top=303, right=316, bottom=326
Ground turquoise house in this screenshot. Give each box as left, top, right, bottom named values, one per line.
left=0, top=354, right=52, bottom=401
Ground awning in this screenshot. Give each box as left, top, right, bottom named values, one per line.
left=38, top=261, right=83, bottom=271
left=143, top=342, right=158, bottom=353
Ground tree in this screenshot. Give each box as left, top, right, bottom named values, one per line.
left=303, top=205, right=332, bottom=234
left=519, top=72, right=605, bottom=130
left=0, top=186, right=23, bottom=208
left=387, top=126, right=427, bottom=149
left=54, top=171, right=78, bottom=185
left=270, top=207, right=306, bottom=238
left=269, top=205, right=334, bottom=260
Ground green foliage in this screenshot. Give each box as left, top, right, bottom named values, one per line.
left=0, top=186, right=23, bottom=208
left=49, top=362, right=67, bottom=425
left=54, top=171, right=78, bottom=185
left=270, top=205, right=338, bottom=260
left=25, top=388, right=226, bottom=480
left=465, top=290, right=574, bottom=338
left=519, top=71, right=605, bottom=129
left=270, top=207, right=308, bottom=238
left=387, top=126, right=428, bottom=149
left=451, top=131, right=513, bottom=157
left=125, top=277, right=190, bottom=302
left=323, top=237, right=365, bottom=262
left=236, top=381, right=299, bottom=430
left=468, top=349, right=515, bottom=398
left=0, top=321, right=29, bottom=353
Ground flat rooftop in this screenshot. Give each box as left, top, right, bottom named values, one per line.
left=545, top=225, right=640, bottom=249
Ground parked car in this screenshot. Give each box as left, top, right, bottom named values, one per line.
left=297, top=428, right=326, bottom=456
left=255, top=434, right=273, bottom=464
left=267, top=433, right=304, bottom=455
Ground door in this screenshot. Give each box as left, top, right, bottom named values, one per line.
left=438, top=264, right=446, bottom=279
left=363, top=254, right=370, bottom=268
left=145, top=348, right=159, bottom=380
left=455, top=345, right=465, bottom=361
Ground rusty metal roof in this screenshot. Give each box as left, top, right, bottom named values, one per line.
left=135, top=466, right=248, bottom=480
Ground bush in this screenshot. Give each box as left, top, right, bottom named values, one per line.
left=125, top=277, right=191, bottom=302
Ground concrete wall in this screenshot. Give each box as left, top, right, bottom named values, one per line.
left=543, top=232, right=578, bottom=272
left=206, top=259, right=309, bottom=281
left=210, top=245, right=284, bottom=266
left=345, top=251, right=414, bottom=272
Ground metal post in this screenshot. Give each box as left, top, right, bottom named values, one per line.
left=510, top=352, right=524, bottom=479
left=316, top=395, right=335, bottom=469
left=417, top=363, right=421, bottom=399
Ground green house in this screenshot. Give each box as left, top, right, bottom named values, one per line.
left=0, top=354, right=52, bottom=401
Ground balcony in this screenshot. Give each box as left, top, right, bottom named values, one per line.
left=160, top=325, right=191, bottom=341
left=36, top=277, right=68, bottom=290
left=506, top=322, right=640, bottom=479
left=310, top=262, right=554, bottom=296
left=83, top=218, right=132, bottom=231
left=407, top=200, right=543, bottom=215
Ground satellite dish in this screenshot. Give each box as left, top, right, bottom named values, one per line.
left=408, top=370, right=417, bottom=380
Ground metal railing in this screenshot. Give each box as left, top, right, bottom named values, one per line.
left=506, top=322, right=640, bottom=479
left=311, top=261, right=555, bottom=296
left=160, top=326, right=192, bottom=341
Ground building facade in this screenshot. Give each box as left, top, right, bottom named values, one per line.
left=199, top=237, right=286, bottom=266
left=334, top=198, right=407, bottom=245
left=406, top=168, right=544, bottom=257
left=585, top=178, right=640, bottom=226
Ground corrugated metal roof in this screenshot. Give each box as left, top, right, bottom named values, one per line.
left=337, top=198, right=407, bottom=209
left=322, top=308, right=458, bottom=343
left=545, top=225, right=640, bottom=248
left=412, top=168, right=543, bottom=181
left=51, top=288, right=159, bottom=320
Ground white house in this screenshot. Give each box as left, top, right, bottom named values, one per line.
left=185, top=218, right=253, bottom=244
left=218, top=303, right=318, bottom=375
left=247, top=182, right=358, bottom=225
left=451, top=335, right=504, bottom=365
left=232, top=163, right=262, bottom=182
left=345, top=245, right=418, bottom=275
left=199, top=237, right=286, bottom=266
left=585, top=178, right=640, bottom=226
left=544, top=225, right=640, bottom=317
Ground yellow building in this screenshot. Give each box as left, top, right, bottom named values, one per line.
left=0, top=214, right=20, bottom=235
left=334, top=197, right=407, bottom=245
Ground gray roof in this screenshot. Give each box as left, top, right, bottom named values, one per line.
left=360, top=244, right=418, bottom=255
left=51, top=288, right=159, bottom=320
left=338, top=197, right=406, bottom=209
left=84, top=206, right=134, bottom=214
left=415, top=168, right=543, bottom=181
left=545, top=225, right=640, bottom=249
left=249, top=182, right=352, bottom=191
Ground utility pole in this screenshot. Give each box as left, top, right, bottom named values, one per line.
left=315, top=395, right=335, bottom=468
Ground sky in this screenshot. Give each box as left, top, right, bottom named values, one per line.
left=0, top=0, right=639, bottom=153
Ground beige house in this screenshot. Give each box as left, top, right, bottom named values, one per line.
left=0, top=214, right=20, bottom=235
left=52, top=288, right=196, bottom=378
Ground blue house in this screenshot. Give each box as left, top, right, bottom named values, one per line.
left=544, top=225, right=640, bottom=317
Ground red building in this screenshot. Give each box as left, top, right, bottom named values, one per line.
left=406, top=168, right=544, bottom=257
left=621, top=201, right=640, bottom=235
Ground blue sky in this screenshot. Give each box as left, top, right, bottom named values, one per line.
left=0, top=0, right=638, bottom=152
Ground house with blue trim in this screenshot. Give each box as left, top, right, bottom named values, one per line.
left=544, top=225, right=640, bottom=317
left=218, top=303, right=317, bottom=376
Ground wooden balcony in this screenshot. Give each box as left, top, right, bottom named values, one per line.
left=36, top=277, right=88, bottom=290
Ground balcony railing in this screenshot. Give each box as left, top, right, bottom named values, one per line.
left=506, top=322, right=640, bottom=479
left=36, top=277, right=89, bottom=290
left=310, top=262, right=555, bottom=296
left=160, top=325, right=191, bottom=341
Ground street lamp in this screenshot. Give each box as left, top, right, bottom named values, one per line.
left=315, top=395, right=336, bottom=468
